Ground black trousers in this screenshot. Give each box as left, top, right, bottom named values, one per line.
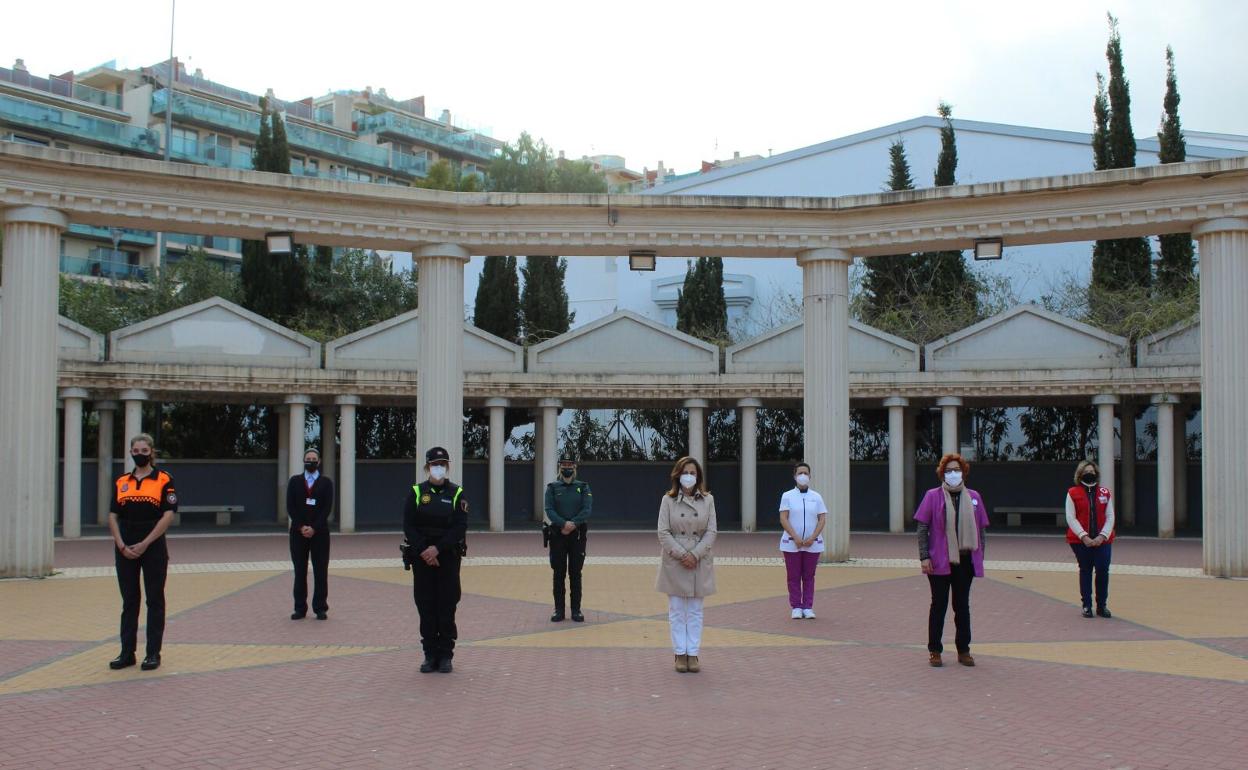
left=290, top=528, right=331, bottom=614
left=412, top=552, right=462, bottom=660
left=549, top=527, right=587, bottom=612
left=1070, top=541, right=1112, bottom=609
left=114, top=535, right=169, bottom=656
left=927, top=556, right=975, bottom=654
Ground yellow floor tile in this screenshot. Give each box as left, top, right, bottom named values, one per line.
left=973, top=639, right=1248, bottom=683
left=988, top=571, right=1248, bottom=638
left=0, top=642, right=396, bottom=696
left=471, top=618, right=841, bottom=649
left=1, top=572, right=279, bottom=642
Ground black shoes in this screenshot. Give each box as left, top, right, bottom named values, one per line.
left=315, top=612, right=328, bottom=620
left=419, top=657, right=437, bottom=674
left=291, top=611, right=306, bottom=620
left=109, top=652, right=136, bottom=670
left=1082, top=606, right=1094, bottom=618
left=1096, top=607, right=1112, bottom=618
left=437, top=658, right=453, bottom=673
left=550, top=610, right=565, bottom=622
left=571, top=610, right=585, bottom=623
left=141, top=654, right=161, bottom=671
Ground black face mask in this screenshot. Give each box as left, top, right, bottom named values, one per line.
left=131, top=453, right=152, bottom=468
left=305, top=461, right=319, bottom=472
left=560, top=468, right=575, bottom=479
left=1081, top=473, right=1098, bottom=485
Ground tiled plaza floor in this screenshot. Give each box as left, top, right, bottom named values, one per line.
left=0, top=532, right=1242, bottom=769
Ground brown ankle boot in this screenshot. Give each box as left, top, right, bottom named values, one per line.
left=929, top=652, right=943, bottom=667
left=674, top=654, right=689, bottom=673
left=957, top=652, right=976, bottom=667
left=686, top=655, right=700, bottom=673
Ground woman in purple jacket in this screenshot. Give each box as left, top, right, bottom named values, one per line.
left=914, top=453, right=989, bottom=668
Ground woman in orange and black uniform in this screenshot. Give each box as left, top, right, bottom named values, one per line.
left=107, top=433, right=177, bottom=671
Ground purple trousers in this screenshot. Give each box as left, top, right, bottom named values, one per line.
left=784, top=550, right=820, bottom=609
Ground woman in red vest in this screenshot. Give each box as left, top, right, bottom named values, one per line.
left=1065, top=459, right=1115, bottom=618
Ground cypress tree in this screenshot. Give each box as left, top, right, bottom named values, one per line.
left=1156, top=46, right=1195, bottom=294
left=520, top=256, right=573, bottom=344
left=675, top=257, right=728, bottom=342
left=917, top=103, right=977, bottom=313
left=240, top=96, right=306, bottom=323
left=862, top=140, right=918, bottom=323
left=1091, top=16, right=1152, bottom=298
left=473, top=255, right=521, bottom=343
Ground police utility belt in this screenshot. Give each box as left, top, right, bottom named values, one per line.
left=542, top=521, right=587, bottom=548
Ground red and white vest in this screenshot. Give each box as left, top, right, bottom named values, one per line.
left=1065, top=485, right=1114, bottom=544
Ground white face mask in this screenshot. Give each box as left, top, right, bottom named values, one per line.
left=944, top=470, right=963, bottom=487
left=679, top=473, right=697, bottom=490
left=795, top=473, right=810, bottom=487
left=429, top=465, right=447, bottom=482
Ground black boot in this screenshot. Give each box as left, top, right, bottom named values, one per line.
left=571, top=609, right=585, bottom=623
left=109, top=651, right=136, bottom=670
left=550, top=608, right=565, bottom=622
left=419, top=656, right=437, bottom=673
left=141, top=653, right=161, bottom=671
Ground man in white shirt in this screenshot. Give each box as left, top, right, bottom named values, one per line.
left=778, top=462, right=827, bottom=619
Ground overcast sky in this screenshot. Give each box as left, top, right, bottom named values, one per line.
left=2, top=0, right=1245, bottom=173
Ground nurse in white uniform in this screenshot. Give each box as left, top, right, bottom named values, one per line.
left=778, top=462, right=827, bottom=619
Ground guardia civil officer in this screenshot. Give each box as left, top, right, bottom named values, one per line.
left=108, top=433, right=177, bottom=671
left=402, top=446, right=469, bottom=673
left=286, top=448, right=334, bottom=620
left=544, top=456, right=593, bottom=622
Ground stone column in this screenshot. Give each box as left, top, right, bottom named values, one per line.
left=0, top=206, right=67, bottom=576
left=335, top=396, right=359, bottom=533
left=1153, top=394, right=1179, bottom=539
left=414, top=243, right=469, bottom=470
left=1120, top=399, right=1136, bottom=528
left=286, top=395, right=311, bottom=478
left=538, top=398, right=561, bottom=522
left=738, top=398, right=761, bottom=532
left=903, top=407, right=917, bottom=523
left=119, top=389, right=148, bottom=472
left=1173, top=403, right=1189, bottom=530
left=95, top=400, right=117, bottom=526
left=1195, top=218, right=1248, bottom=575
left=937, top=396, right=962, bottom=456
left=798, top=248, right=852, bottom=561
left=684, top=398, right=708, bottom=462
left=59, top=388, right=88, bottom=539
left=532, top=409, right=544, bottom=522
left=884, top=397, right=909, bottom=534
left=321, top=405, right=337, bottom=510
left=276, top=405, right=289, bottom=525
left=1092, top=394, right=1119, bottom=497
left=485, top=397, right=509, bottom=532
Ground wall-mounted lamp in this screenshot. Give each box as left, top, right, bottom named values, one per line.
left=628, top=250, right=657, bottom=271
left=265, top=231, right=295, bottom=255
left=973, top=238, right=1003, bottom=260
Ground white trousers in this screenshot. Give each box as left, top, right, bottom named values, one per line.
left=668, top=595, right=705, bottom=655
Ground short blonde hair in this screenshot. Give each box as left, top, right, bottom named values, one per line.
left=129, top=433, right=157, bottom=464
left=1074, top=459, right=1099, bottom=484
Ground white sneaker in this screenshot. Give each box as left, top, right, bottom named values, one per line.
left=802, top=609, right=816, bottom=619
left=791, top=608, right=803, bottom=619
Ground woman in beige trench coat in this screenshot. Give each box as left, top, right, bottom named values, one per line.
left=656, top=456, right=717, bottom=673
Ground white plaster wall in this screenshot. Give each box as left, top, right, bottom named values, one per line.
left=111, top=304, right=318, bottom=366
left=927, top=313, right=1129, bottom=371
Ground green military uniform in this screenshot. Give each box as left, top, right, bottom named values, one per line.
left=545, top=466, right=592, bottom=621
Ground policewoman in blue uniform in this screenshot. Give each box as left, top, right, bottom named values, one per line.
left=286, top=447, right=335, bottom=620
left=544, top=456, right=592, bottom=622
left=402, top=446, right=469, bottom=673
left=107, top=433, right=177, bottom=671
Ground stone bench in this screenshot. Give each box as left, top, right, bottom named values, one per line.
left=172, top=505, right=243, bottom=527
left=995, top=506, right=1065, bottom=528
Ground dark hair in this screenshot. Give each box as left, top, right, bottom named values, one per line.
left=937, top=453, right=969, bottom=478
left=667, top=456, right=708, bottom=498
left=794, top=462, right=811, bottom=474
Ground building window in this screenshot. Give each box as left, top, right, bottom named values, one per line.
left=8, top=133, right=50, bottom=146
left=171, top=126, right=199, bottom=157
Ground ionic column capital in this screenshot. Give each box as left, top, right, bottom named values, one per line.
left=1192, top=217, right=1248, bottom=238
left=1151, top=393, right=1181, bottom=406
left=284, top=394, right=312, bottom=406
left=683, top=398, right=709, bottom=409
left=484, top=397, right=511, bottom=409
left=1092, top=394, right=1121, bottom=406
left=883, top=396, right=910, bottom=408
left=936, top=396, right=963, bottom=408
left=2, top=205, right=68, bottom=229
left=537, top=398, right=563, bottom=409
left=796, top=247, right=852, bottom=265
left=736, top=397, right=763, bottom=409
left=59, top=387, right=89, bottom=400
left=413, top=243, right=470, bottom=261
left=118, top=389, right=149, bottom=402
left=334, top=395, right=361, bottom=407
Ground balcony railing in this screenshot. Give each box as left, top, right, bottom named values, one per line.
left=60, top=254, right=150, bottom=282
left=164, top=232, right=243, bottom=253
left=66, top=223, right=156, bottom=245
left=0, top=66, right=124, bottom=110
left=149, top=62, right=321, bottom=123
left=152, top=88, right=261, bottom=135
left=0, top=93, right=159, bottom=153
left=354, top=111, right=500, bottom=163
left=169, top=140, right=256, bottom=171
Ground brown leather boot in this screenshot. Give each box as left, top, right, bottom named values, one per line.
left=686, top=655, right=700, bottom=673
left=928, top=652, right=943, bottom=667
left=674, top=654, right=688, bottom=673
left=957, top=652, right=976, bottom=667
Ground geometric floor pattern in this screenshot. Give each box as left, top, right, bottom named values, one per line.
left=1, top=533, right=1244, bottom=769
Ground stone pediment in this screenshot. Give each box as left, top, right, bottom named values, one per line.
left=528, top=310, right=718, bottom=374
left=1137, top=318, right=1200, bottom=367
left=108, top=297, right=320, bottom=367
left=0, top=289, right=105, bottom=361
left=725, top=320, right=921, bottom=373
left=924, top=304, right=1129, bottom=371
left=325, top=310, right=523, bottom=372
